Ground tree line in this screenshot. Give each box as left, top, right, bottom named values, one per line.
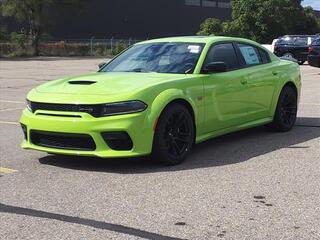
left=0, top=0, right=83, bottom=55
left=1, top=0, right=319, bottom=56
left=198, top=0, right=320, bottom=42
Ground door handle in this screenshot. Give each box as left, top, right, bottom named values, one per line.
left=272, top=71, right=279, bottom=76
left=240, top=79, right=248, bottom=85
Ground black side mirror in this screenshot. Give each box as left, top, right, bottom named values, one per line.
left=203, top=62, right=227, bottom=73
left=99, top=62, right=107, bottom=69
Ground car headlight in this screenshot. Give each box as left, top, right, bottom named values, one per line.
left=100, top=101, right=147, bottom=116
left=26, top=99, right=32, bottom=112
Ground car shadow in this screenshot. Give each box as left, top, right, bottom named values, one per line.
left=39, top=117, right=320, bottom=174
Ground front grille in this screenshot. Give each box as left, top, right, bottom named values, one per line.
left=30, top=130, right=96, bottom=151
left=29, top=102, right=102, bottom=117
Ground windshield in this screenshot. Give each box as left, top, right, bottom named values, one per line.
left=101, top=42, right=205, bottom=74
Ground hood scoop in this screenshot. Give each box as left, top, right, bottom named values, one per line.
left=68, top=80, right=97, bottom=85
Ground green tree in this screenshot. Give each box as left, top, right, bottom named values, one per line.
left=199, top=0, right=320, bottom=43
left=230, top=0, right=309, bottom=42
left=1, top=0, right=54, bottom=55
left=197, top=18, right=223, bottom=36
left=301, top=6, right=320, bottom=34
left=0, top=25, right=9, bottom=41
left=0, top=0, right=83, bottom=56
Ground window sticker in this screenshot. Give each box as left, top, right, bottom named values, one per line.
left=188, top=45, right=200, bottom=54
left=239, top=46, right=260, bottom=65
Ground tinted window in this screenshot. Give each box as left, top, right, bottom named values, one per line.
left=312, top=39, right=320, bottom=46
left=204, top=43, right=239, bottom=70
left=237, top=44, right=262, bottom=66
left=294, top=37, right=308, bottom=46
left=259, top=49, right=271, bottom=64
left=277, top=38, right=295, bottom=45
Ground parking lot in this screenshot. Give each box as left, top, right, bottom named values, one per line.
left=0, top=58, right=319, bottom=239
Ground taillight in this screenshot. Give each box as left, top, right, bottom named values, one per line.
left=309, top=47, right=314, bottom=54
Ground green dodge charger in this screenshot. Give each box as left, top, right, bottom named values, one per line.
left=20, top=36, right=301, bottom=165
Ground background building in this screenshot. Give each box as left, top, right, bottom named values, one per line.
left=45, top=0, right=232, bottom=39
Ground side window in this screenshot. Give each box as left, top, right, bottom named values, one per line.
left=312, top=39, right=320, bottom=46
left=237, top=43, right=262, bottom=66
left=294, top=37, right=308, bottom=46
left=203, top=43, right=239, bottom=71
left=259, top=48, right=271, bottom=64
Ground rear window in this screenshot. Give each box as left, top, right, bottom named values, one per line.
left=294, top=37, right=308, bottom=46
left=277, top=38, right=295, bottom=45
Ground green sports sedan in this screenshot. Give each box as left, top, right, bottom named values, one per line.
left=20, top=36, right=301, bottom=165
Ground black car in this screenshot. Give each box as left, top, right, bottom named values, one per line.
left=308, top=38, right=320, bottom=68
left=274, top=35, right=317, bottom=65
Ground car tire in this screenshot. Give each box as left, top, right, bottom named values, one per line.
left=282, top=52, right=295, bottom=59
left=298, top=61, right=305, bottom=65
left=271, top=86, right=297, bottom=132
left=151, top=103, right=195, bottom=165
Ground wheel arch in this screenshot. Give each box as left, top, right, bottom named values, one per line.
left=283, top=81, right=298, bottom=96
left=148, top=89, right=198, bottom=141
left=271, top=80, right=299, bottom=117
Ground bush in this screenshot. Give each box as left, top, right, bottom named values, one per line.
left=10, top=32, right=29, bottom=50
left=0, top=26, right=9, bottom=41
left=112, top=41, right=129, bottom=56
left=197, top=18, right=223, bottom=36
left=0, top=39, right=132, bottom=57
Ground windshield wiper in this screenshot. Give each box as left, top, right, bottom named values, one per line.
left=130, top=68, right=143, bottom=72
left=185, top=68, right=194, bottom=74
left=128, top=68, right=158, bottom=73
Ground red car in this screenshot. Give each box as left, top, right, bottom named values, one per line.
left=308, top=38, right=320, bottom=68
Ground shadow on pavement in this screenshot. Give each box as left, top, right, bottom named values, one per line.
left=39, top=117, right=320, bottom=174
left=0, top=203, right=183, bottom=240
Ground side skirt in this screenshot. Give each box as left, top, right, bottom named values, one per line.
left=195, top=117, right=273, bottom=144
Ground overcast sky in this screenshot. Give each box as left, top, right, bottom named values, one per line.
left=302, top=0, right=320, bottom=10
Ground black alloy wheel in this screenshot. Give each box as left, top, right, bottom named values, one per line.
left=152, top=103, right=195, bottom=165
left=272, top=86, right=298, bottom=132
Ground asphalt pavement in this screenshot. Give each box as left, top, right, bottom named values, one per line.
left=0, top=57, right=319, bottom=240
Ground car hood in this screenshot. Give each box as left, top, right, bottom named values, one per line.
left=35, top=72, right=188, bottom=96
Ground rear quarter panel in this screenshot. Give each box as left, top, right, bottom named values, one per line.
left=270, top=59, right=301, bottom=115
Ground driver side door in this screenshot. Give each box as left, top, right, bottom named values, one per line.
left=202, top=42, right=249, bottom=133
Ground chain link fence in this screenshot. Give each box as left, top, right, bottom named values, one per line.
left=0, top=38, right=143, bottom=57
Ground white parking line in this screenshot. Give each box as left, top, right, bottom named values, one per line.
left=0, top=100, right=24, bottom=104
left=0, top=108, right=23, bottom=112
left=0, top=121, right=19, bottom=125
left=0, top=167, right=18, bottom=174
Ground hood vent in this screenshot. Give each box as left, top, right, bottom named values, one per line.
left=68, top=80, right=96, bottom=85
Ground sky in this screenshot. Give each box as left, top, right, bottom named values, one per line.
left=302, top=0, right=320, bottom=10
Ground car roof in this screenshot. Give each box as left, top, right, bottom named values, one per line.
left=137, top=36, right=261, bottom=46
left=280, top=35, right=317, bottom=38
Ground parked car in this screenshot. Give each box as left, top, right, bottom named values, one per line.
left=308, top=37, right=320, bottom=68
left=274, top=35, right=317, bottom=65
left=20, top=36, right=301, bottom=165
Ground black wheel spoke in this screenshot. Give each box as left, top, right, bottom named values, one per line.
left=279, top=90, right=297, bottom=127
left=163, top=109, right=193, bottom=158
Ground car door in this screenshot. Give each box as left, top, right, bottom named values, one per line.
left=235, top=43, right=278, bottom=122
left=202, top=42, right=249, bottom=133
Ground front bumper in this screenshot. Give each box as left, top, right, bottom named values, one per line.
left=20, top=108, right=154, bottom=158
